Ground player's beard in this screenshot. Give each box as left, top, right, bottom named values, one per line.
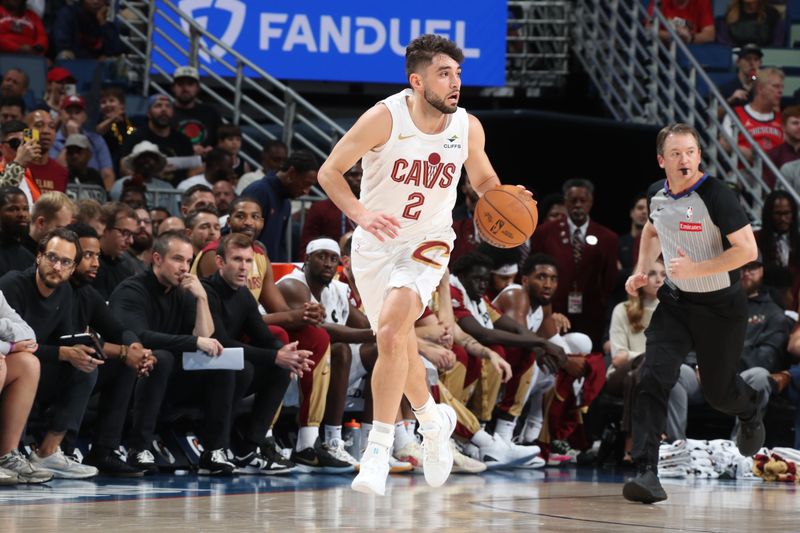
left=424, top=87, right=457, bottom=114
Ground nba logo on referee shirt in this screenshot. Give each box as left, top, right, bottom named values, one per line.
left=680, top=206, right=702, bottom=232
left=685, top=206, right=693, bottom=220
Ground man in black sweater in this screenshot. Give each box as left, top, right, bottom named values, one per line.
left=66, top=223, right=155, bottom=476
left=0, top=186, right=34, bottom=276
left=0, top=228, right=99, bottom=479
left=109, top=231, right=251, bottom=475
left=93, top=202, right=138, bottom=300
left=203, top=232, right=312, bottom=475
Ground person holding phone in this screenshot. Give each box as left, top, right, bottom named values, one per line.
left=0, top=119, right=42, bottom=204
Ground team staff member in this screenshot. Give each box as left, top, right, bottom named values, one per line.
left=203, top=232, right=313, bottom=475
left=623, top=123, right=764, bottom=504
left=110, top=231, right=249, bottom=476
left=66, top=223, right=154, bottom=477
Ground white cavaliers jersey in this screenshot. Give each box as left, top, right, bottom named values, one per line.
left=494, top=283, right=544, bottom=333
left=360, top=89, right=469, bottom=242
left=277, top=268, right=351, bottom=325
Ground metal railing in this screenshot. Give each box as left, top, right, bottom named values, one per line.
left=116, top=0, right=346, bottom=168
left=506, top=1, right=571, bottom=89
left=572, top=0, right=799, bottom=220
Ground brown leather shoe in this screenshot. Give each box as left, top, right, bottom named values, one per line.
left=769, top=371, right=791, bottom=394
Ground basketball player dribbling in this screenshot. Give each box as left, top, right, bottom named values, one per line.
left=318, top=34, right=530, bottom=495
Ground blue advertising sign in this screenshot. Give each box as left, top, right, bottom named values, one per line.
left=154, top=1, right=507, bottom=86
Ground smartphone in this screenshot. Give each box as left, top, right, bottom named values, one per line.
left=22, top=128, right=39, bottom=142
left=59, top=333, right=106, bottom=360
left=64, top=83, right=77, bottom=97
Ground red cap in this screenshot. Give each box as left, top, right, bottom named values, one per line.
left=47, top=67, right=75, bottom=83
left=61, top=95, right=85, bottom=110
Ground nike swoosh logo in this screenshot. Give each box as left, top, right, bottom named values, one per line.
left=398, top=134, right=415, bottom=140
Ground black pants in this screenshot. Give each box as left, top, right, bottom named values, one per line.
left=36, top=360, right=98, bottom=435
left=632, top=283, right=758, bottom=466
left=91, top=359, right=138, bottom=450
left=238, top=348, right=291, bottom=447
left=128, top=350, right=252, bottom=451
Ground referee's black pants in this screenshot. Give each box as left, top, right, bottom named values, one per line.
left=631, top=283, right=758, bottom=466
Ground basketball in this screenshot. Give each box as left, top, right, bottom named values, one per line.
left=474, top=185, right=538, bottom=248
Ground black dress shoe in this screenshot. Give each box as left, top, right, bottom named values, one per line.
left=84, top=450, right=144, bottom=478
left=623, top=464, right=667, bottom=504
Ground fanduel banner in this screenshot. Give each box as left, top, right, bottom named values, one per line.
left=155, top=0, right=507, bottom=86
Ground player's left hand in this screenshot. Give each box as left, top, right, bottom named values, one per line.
left=551, top=313, right=571, bottom=333
left=668, top=246, right=696, bottom=279
left=510, top=184, right=533, bottom=198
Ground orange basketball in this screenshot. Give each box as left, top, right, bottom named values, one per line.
left=474, top=185, right=538, bottom=248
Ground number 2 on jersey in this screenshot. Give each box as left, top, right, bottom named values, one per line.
left=402, top=192, right=425, bottom=220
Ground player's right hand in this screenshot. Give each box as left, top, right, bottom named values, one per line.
left=356, top=210, right=400, bottom=242
left=488, top=350, right=513, bottom=383
left=302, top=302, right=326, bottom=325
left=625, top=272, right=648, bottom=296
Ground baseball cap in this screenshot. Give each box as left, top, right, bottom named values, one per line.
left=173, top=66, right=200, bottom=82
left=47, top=67, right=75, bottom=83
left=147, top=94, right=172, bottom=110
left=61, top=95, right=85, bottom=110
left=737, top=43, right=763, bottom=59
left=65, top=134, right=90, bottom=150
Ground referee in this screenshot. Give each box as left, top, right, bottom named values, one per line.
left=622, top=123, right=764, bottom=504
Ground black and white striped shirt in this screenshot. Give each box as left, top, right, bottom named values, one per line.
left=648, top=175, right=749, bottom=293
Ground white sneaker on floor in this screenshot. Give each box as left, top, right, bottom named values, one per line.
left=393, top=441, right=423, bottom=471
left=451, top=441, right=487, bottom=474
left=0, top=450, right=53, bottom=484
left=351, top=451, right=390, bottom=496
left=418, top=404, right=456, bottom=487
left=323, top=438, right=359, bottom=467
left=479, top=434, right=538, bottom=469
left=517, top=454, right=546, bottom=469
left=0, top=465, right=18, bottom=485
left=30, top=448, right=98, bottom=479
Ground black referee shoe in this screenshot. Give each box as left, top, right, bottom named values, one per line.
left=736, top=390, right=766, bottom=457
left=84, top=449, right=144, bottom=478
left=622, top=464, right=667, bottom=504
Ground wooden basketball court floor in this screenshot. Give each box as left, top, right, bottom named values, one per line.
left=1, top=467, right=796, bottom=532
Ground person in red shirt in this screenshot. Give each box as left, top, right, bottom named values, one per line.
left=299, top=160, right=362, bottom=252
left=24, top=110, right=67, bottom=193
left=721, top=67, right=784, bottom=186
left=648, top=0, right=715, bottom=44
left=0, top=0, right=47, bottom=55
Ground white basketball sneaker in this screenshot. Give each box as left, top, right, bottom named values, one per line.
left=479, top=434, right=539, bottom=469
left=351, top=446, right=390, bottom=496
left=418, top=404, right=457, bottom=487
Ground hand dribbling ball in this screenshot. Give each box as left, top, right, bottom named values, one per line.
left=474, top=185, right=538, bottom=248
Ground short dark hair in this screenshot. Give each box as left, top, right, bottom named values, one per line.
left=262, top=139, right=287, bottom=155
left=451, top=251, right=493, bottom=278
left=783, top=105, right=800, bottom=125
left=66, top=222, right=99, bottom=240
left=520, top=253, right=558, bottom=276
left=38, top=227, right=82, bottom=262
left=630, top=192, right=648, bottom=208
left=100, top=86, right=125, bottom=104
left=0, top=186, right=26, bottom=208
left=185, top=206, right=219, bottom=229
left=152, top=230, right=191, bottom=257
left=229, top=195, right=262, bottom=215
left=0, top=96, right=25, bottom=112
left=217, top=124, right=242, bottom=140
left=217, top=232, right=252, bottom=260
left=405, top=34, right=465, bottom=81
left=181, top=184, right=213, bottom=207
left=656, top=123, right=702, bottom=156
left=1, top=119, right=26, bottom=137
left=101, top=202, right=137, bottom=229
left=562, top=178, right=595, bottom=197
left=75, top=199, right=103, bottom=225
left=280, top=150, right=319, bottom=174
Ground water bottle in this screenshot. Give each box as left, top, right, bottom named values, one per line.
left=343, top=419, right=362, bottom=461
